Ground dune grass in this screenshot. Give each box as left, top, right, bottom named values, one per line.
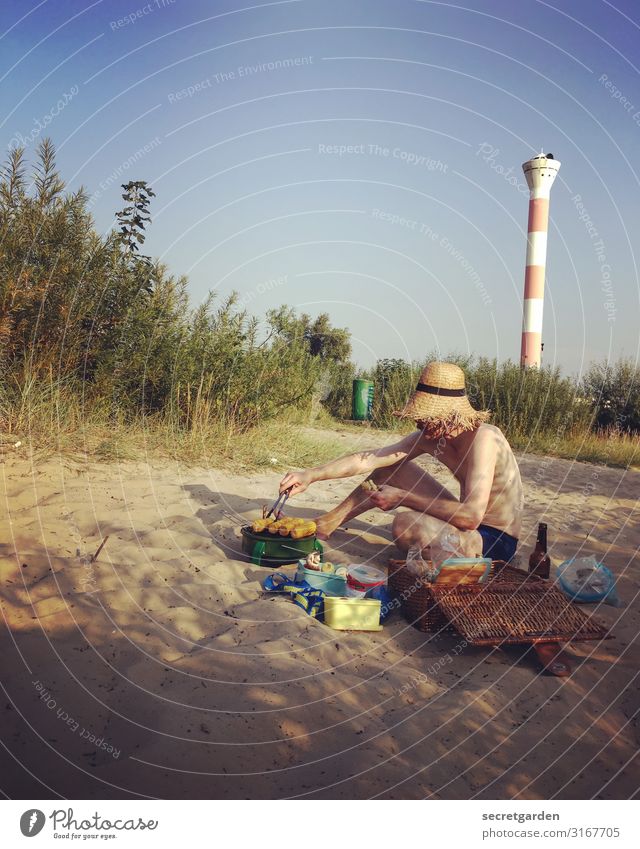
left=509, top=428, right=640, bottom=469
left=3, top=372, right=638, bottom=472
left=0, top=373, right=346, bottom=471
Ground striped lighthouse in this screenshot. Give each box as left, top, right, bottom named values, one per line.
left=520, top=152, right=561, bottom=368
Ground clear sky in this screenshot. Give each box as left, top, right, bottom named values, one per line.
left=2, top=0, right=639, bottom=375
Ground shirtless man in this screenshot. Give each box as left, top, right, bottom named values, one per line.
left=279, top=361, right=523, bottom=562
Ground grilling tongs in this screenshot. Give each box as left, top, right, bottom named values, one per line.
left=265, top=486, right=292, bottom=519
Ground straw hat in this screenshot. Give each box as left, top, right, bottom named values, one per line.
left=394, top=361, right=489, bottom=435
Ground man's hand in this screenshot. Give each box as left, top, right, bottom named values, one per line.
left=279, top=469, right=314, bottom=496
left=370, top=484, right=405, bottom=511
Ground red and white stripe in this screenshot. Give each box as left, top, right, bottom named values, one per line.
left=520, top=155, right=560, bottom=368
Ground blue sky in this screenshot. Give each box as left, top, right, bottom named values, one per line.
left=2, top=0, right=639, bottom=374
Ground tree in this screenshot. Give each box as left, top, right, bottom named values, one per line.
left=305, top=313, right=351, bottom=363
left=266, top=308, right=351, bottom=363
left=115, top=180, right=156, bottom=293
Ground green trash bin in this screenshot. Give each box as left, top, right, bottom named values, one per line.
left=352, top=379, right=374, bottom=421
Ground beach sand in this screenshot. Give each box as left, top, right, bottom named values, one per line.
left=1, top=434, right=638, bottom=800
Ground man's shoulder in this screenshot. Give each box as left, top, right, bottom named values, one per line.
left=469, top=423, right=510, bottom=455
left=475, top=422, right=505, bottom=440
left=474, top=424, right=518, bottom=467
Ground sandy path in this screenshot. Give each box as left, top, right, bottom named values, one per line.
left=1, top=433, right=638, bottom=799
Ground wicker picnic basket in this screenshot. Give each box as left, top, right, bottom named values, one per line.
left=388, top=558, right=517, bottom=632
left=387, top=558, right=608, bottom=645
left=387, top=558, right=458, bottom=633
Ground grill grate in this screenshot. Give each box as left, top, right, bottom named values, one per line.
left=388, top=559, right=609, bottom=645
left=432, top=582, right=608, bottom=646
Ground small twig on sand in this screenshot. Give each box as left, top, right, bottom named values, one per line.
left=91, top=535, right=109, bottom=563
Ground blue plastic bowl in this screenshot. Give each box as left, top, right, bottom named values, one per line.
left=557, top=558, right=615, bottom=603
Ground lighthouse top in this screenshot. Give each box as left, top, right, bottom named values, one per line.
left=522, top=152, right=561, bottom=197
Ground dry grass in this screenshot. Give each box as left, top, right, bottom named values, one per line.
left=2, top=373, right=638, bottom=472
left=510, top=428, right=640, bottom=469
left=5, top=414, right=639, bottom=473
left=1, top=403, right=346, bottom=472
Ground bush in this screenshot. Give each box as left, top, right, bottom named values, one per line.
left=3, top=139, right=637, bottom=465
left=338, top=355, right=595, bottom=442
left=582, top=359, right=640, bottom=433
left=466, top=358, right=593, bottom=439
left=323, top=360, right=356, bottom=420
left=0, top=140, right=351, bottom=437
left=367, top=358, right=418, bottom=429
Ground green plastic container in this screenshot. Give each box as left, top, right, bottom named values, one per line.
left=241, top=526, right=323, bottom=567
left=352, top=379, right=374, bottom=421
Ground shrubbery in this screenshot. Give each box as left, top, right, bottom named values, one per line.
left=329, top=354, right=640, bottom=443
left=2, top=140, right=639, bottom=461
left=582, top=360, right=640, bottom=433
left=0, top=141, right=350, bottom=435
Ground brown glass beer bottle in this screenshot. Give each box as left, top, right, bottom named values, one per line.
left=528, top=522, right=551, bottom=579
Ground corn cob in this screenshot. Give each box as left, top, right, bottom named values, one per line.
left=278, top=517, right=297, bottom=536
left=290, top=522, right=317, bottom=539
left=251, top=517, right=275, bottom=533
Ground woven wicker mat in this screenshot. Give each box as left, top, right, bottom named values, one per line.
left=431, top=581, right=609, bottom=646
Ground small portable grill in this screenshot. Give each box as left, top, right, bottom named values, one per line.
left=241, top=525, right=323, bottom=567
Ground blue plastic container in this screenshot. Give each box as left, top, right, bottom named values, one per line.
left=557, top=558, right=616, bottom=603
left=367, top=584, right=394, bottom=622
left=296, top=562, right=347, bottom=596
left=435, top=557, right=492, bottom=583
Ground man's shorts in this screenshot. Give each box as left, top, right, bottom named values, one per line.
left=478, top=524, right=519, bottom=563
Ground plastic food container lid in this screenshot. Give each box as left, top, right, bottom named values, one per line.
left=347, top=564, right=386, bottom=590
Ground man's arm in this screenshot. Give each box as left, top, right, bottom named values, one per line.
left=372, top=432, right=497, bottom=531
left=279, top=430, right=423, bottom=495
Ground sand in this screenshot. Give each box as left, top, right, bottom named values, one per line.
left=1, top=434, right=638, bottom=800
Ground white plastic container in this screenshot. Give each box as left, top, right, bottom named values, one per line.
left=346, top=563, right=386, bottom=597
